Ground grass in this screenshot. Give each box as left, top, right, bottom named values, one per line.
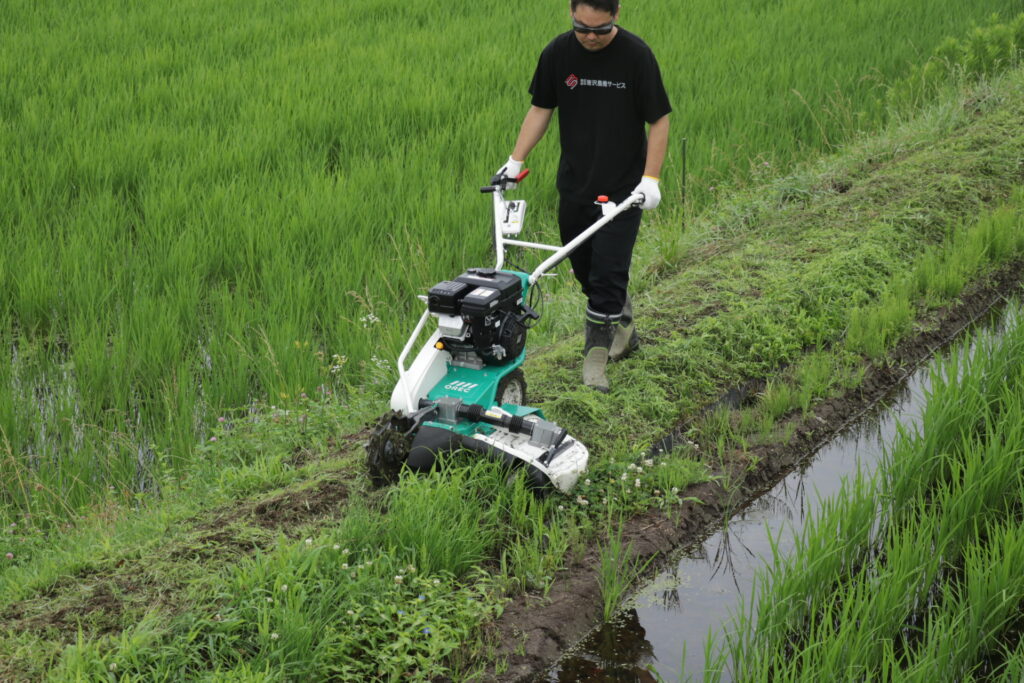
left=711, top=301, right=1024, bottom=680
left=597, top=515, right=656, bottom=622
left=1, top=1, right=1022, bottom=527
left=2, top=25, right=1024, bottom=681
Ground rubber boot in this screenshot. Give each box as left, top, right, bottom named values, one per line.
left=609, top=294, right=640, bottom=362
left=583, top=318, right=616, bottom=393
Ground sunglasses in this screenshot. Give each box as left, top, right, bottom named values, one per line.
left=571, top=17, right=615, bottom=35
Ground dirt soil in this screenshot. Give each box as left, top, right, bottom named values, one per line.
left=482, top=258, right=1024, bottom=682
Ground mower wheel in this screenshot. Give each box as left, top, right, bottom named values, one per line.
left=366, top=411, right=415, bottom=487
left=495, top=368, right=527, bottom=406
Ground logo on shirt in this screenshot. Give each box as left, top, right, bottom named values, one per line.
left=564, top=74, right=627, bottom=90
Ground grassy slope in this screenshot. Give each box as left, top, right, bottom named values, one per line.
left=1, top=66, right=1024, bottom=679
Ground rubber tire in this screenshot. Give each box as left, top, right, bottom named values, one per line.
left=495, top=368, right=527, bottom=406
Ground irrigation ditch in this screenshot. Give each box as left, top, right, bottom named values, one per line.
left=484, top=259, right=1024, bottom=682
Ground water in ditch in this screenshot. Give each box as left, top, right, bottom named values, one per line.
left=546, top=306, right=1015, bottom=682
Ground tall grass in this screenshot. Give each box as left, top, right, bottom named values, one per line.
left=1, top=1, right=1020, bottom=526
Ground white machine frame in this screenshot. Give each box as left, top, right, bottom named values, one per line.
left=392, top=180, right=644, bottom=415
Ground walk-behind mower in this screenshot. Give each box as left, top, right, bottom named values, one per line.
left=365, top=169, right=644, bottom=493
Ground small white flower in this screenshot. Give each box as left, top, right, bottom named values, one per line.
left=280, top=584, right=288, bottom=592
left=341, top=563, right=349, bottom=570
left=671, top=487, right=680, bottom=495
left=346, top=609, right=355, bottom=616
left=109, top=663, right=118, bottom=672
left=333, top=544, right=340, bottom=550
left=406, top=564, right=417, bottom=574
left=304, top=538, right=313, bottom=546
left=342, top=548, right=350, bottom=555
left=634, top=478, right=641, bottom=488
left=433, top=578, right=441, bottom=585
left=394, top=575, right=404, bottom=584
left=270, top=632, right=279, bottom=640
left=620, top=472, right=628, bottom=481
left=644, top=459, right=654, bottom=467
left=558, top=504, right=565, bottom=511
left=584, top=478, right=591, bottom=486
left=266, top=597, right=274, bottom=603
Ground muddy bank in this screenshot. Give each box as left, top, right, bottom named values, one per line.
left=483, top=259, right=1024, bottom=682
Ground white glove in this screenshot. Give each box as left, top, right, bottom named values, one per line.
left=633, top=175, right=661, bottom=210
left=495, top=156, right=524, bottom=185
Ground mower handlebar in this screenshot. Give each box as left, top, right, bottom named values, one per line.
left=481, top=168, right=530, bottom=193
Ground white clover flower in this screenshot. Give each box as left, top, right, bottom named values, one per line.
left=341, top=563, right=349, bottom=570
left=347, top=609, right=355, bottom=616
left=304, top=538, right=313, bottom=546
left=671, top=487, right=680, bottom=495
left=266, top=597, right=274, bottom=603
left=620, top=472, right=628, bottom=481
left=634, top=478, right=641, bottom=488
left=333, top=544, right=340, bottom=550
left=342, top=548, right=350, bottom=555
left=280, top=584, right=288, bottom=592
left=433, top=578, right=441, bottom=585
left=109, top=663, right=118, bottom=672
left=394, top=575, right=404, bottom=584
left=584, top=478, right=592, bottom=486
left=270, top=632, right=279, bottom=640
left=644, top=459, right=654, bottom=467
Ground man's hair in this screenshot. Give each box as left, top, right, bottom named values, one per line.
left=571, top=0, right=620, bottom=15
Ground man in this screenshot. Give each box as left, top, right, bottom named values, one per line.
left=496, top=0, right=671, bottom=392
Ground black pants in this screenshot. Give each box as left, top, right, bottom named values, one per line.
left=558, top=197, right=642, bottom=320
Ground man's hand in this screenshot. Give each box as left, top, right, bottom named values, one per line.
left=634, top=175, right=661, bottom=210
left=494, top=156, right=524, bottom=186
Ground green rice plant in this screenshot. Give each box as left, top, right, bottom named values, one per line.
left=715, top=302, right=1024, bottom=680
left=596, top=515, right=655, bottom=622
left=844, top=291, right=915, bottom=359
left=793, top=351, right=835, bottom=414
left=887, top=13, right=1024, bottom=116
left=758, top=379, right=798, bottom=421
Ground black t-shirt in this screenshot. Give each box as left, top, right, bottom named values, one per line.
left=529, top=28, right=672, bottom=204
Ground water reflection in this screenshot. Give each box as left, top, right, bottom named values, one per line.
left=549, top=610, right=659, bottom=682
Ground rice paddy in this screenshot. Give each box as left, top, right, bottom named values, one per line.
left=2, top=1, right=1021, bottom=527
left=712, top=303, right=1024, bottom=680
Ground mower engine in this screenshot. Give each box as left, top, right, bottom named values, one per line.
left=427, top=268, right=530, bottom=368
